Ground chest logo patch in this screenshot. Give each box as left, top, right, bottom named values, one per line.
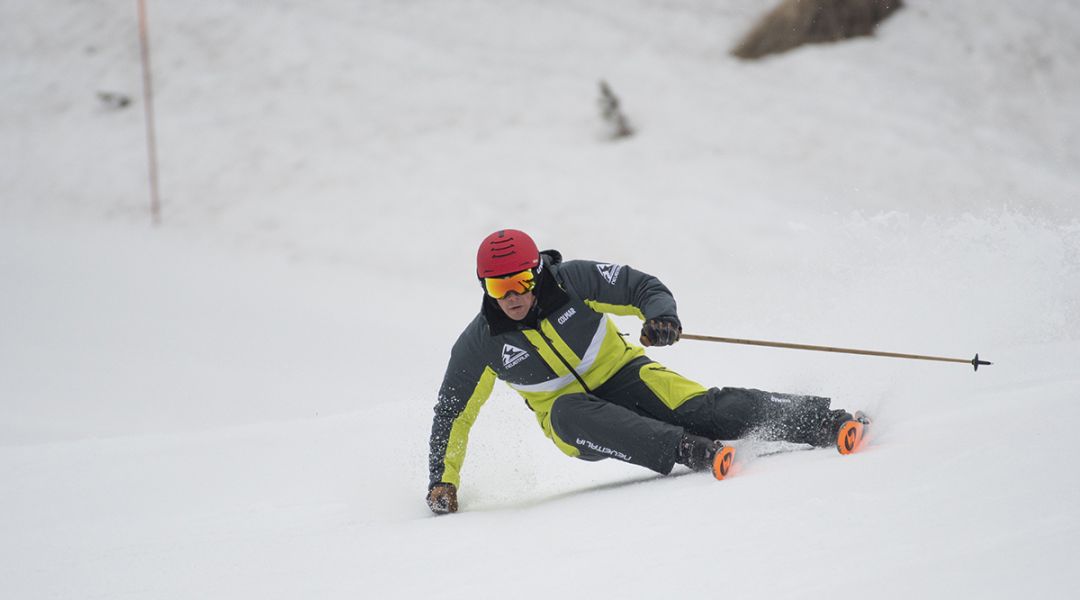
left=502, top=344, right=530, bottom=369
left=596, top=263, right=623, bottom=285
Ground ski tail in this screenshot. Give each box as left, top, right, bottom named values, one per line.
left=712, top=445, right=735, bottom=480
left=836, top=411, right=872, bottom=455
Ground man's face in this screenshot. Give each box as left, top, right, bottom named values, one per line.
left=496, top=290, right=536, bottom=321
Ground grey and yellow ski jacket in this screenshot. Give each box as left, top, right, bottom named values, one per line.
left=428, top=250, right=681, bottom=488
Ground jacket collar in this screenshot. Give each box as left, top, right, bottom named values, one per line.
left=481, top=250, right=568, bottom=335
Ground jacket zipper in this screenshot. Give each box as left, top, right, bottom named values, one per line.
left=534, top=326, right=592, bottom=395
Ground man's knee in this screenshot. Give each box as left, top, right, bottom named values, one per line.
left=549, top=393, right=594, bottom=434
left=548, top=394, right=597, bottom=459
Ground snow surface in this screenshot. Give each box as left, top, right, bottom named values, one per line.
left=2, top=1, right=1079, bottom=598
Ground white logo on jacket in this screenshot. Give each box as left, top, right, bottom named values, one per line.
left=502, top=344, right=530, bottom=368
left=557, top=307, right=577, bottom=325
left=596, top=263, right=623, bottom=285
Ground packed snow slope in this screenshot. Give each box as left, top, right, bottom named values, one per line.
left=2, top=1, right=1079, bottom=598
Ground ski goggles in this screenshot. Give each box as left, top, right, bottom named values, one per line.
left=483, top=269, right=537, bottom=299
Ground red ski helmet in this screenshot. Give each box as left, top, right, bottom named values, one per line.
left=476, top=229, right=540, bottom=278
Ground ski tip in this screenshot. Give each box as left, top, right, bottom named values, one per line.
left=836, top=420, right=866, bottom=455
left=712, top=446, right=735, bottom=480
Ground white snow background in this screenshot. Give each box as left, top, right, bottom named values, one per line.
left=2, top=1, right=1079, bottom=598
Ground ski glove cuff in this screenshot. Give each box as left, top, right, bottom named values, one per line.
left=640, top=317, right=682, bottom=347
left=427, top=483, right=458, bottom=515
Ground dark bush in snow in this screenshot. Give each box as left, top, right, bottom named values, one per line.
left=733, top=0, right=902, bottom=60
left=598, top=80, right=634, bottom=140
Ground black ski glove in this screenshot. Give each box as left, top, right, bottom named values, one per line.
left=427, top=483, right=458, bottom=515
left=640, top=317, right=682, bottom=347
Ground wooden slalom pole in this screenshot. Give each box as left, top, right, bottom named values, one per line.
left=680, top=333, right=992, bottom=371
left=136, top=0, right=161, bottom=225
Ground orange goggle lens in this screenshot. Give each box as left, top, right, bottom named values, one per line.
left=483, top=269, right=536, bottom=299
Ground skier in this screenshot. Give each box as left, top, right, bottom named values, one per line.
left=426, top=229, right=864, bottom=514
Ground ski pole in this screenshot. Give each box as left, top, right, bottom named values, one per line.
left=680, top=333, right=992, bottom=371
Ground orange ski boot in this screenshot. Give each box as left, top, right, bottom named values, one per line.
left=677, top=435, right=736, bottom=480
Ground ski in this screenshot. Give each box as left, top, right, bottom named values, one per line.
left=700, top=411, right=872, bottom=481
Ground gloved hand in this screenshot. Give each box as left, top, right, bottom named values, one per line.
left=426, top=483, right=458, bottom=515
left=640, top=317, right=682, bottom=347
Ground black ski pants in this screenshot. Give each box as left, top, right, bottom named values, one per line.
left=547, top=356, right=834, bottom=475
